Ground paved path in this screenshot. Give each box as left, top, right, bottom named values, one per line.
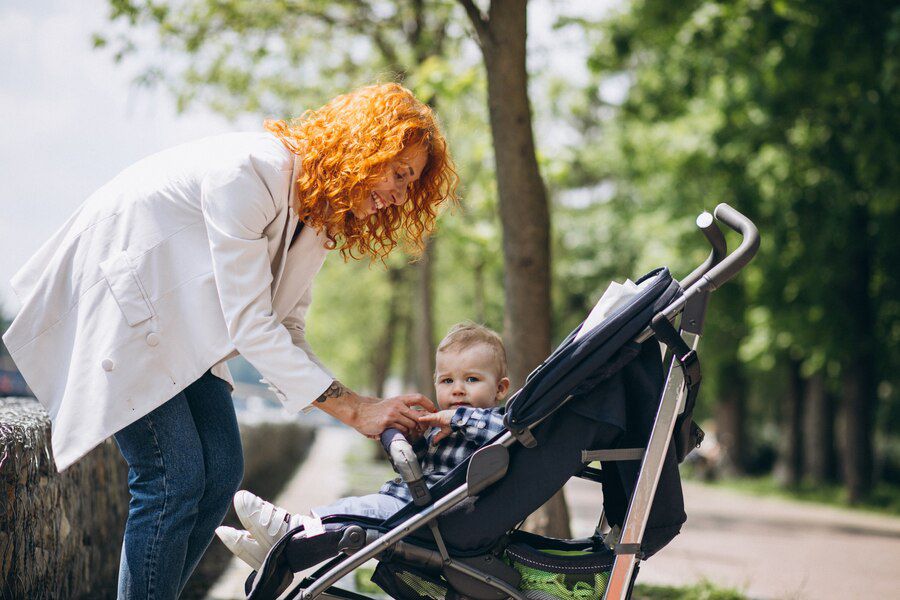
left=207, top=428, right=900, bottom=599
left=205, top=426, right=357, bottom=600
left=567, top=476, right=900, bottom=599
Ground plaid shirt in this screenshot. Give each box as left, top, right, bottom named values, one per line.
left=379, top=406, right=506, bottom=503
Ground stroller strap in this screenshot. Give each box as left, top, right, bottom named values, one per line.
left=650, top=313, right=705, bottom=463
left=581, top=448, right=644, bottom=462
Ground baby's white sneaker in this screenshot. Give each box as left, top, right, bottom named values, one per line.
left=233, top=490, right=305, bottom=551
left=215, top=526, right=266, bottom=571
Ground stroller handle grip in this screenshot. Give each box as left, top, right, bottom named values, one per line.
left=380, top=427, right=407, bottom=449
left=699, top=203, right=760, bottom=291
left=698, top=211, right=728, bottom=261
left=680, top=212, right=727, bottom=290
left=380, top=428, right=433, bottom=506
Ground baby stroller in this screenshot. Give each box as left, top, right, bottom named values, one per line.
left=245, top=204, right=759, bottom=600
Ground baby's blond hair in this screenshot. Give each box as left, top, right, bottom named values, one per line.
left=436, top=322, right=507, bottom=380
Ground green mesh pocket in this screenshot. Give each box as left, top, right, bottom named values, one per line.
left=371, top=561, right=450, bottom=600
left=395, top=570, right=447, bottom=599
left=505, top=545, right=612, bottom=600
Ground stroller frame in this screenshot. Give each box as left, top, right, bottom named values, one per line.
left=259, top=204, right=759, bottom=600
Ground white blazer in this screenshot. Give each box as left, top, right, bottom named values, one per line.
left=2, top=132, right=335, bottom=471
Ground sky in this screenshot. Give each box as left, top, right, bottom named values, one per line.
left=0, top=0, right=613, bottom=317
left=0, top=0, right=259, bottom=315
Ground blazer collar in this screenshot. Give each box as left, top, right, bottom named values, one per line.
left=272, top=156, right=302, bottom=295
left=271, top=156, right=329, bottom=320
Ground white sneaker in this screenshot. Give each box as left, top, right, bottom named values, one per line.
left=215, top=526, right=266, bottom=571
left=233, top=490, right=305, bottom=551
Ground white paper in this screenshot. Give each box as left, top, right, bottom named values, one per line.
left=575, top=278, right=652, bottom=342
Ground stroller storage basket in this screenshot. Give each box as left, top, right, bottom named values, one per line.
left=504, top=534, right=614, bottom=600
left=371, top=561, right=450, bottom=600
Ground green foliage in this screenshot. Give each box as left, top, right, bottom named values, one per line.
left=706, top=475, right=900, bottom=516
left=100, top=0, right=470, bottom=117
left=633, top=580, right=747, bottom=600
left=558, top=1, right=900, bottom=467
left=306, top=254, right=396, bottom=392
left=352, top=567, right=385, bottom=596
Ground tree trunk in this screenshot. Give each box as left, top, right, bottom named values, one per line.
left=840, top=203, right=875, bottom=503
left=842, top=363, right=874, bottom=502
left=460, top=0, right=563, bottom=537
left=520, top=490, right=572, bottom=539
left=715, top=368, right=747, bottom=476
left=412, top=240, right=436, bottom=399
left=775, top=358, right=804, bottom=487
left=710, top=289, right=749, bottom=476
left=371, top=267, right=404, bottom=397
left=803, top=370, right=837, bottom=484
left=465, top=0, right=551, bottom=390
left=401, top=280, right=417, bottom=392
left=473, top=259, right=486, bottom=324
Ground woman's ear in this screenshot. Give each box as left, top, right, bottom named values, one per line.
left=496, top=377, right=511, bottom=401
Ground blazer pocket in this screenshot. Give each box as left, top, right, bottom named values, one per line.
left=99, top=251, right=155, bottom=326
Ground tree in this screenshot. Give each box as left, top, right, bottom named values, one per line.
left=457, top=0, right=568, bottom=538
left=571, top=0, right=900, bottom=500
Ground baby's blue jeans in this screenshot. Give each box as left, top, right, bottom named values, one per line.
left=113, top=369, right=243, bottom=599
left=313, top=492, right=408, bottom=520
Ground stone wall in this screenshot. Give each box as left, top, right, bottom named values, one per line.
left=0, top=397, right=316, bottom=600
left=0, top=397, right=129, bottom=600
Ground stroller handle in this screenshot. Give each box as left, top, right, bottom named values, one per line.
left=380, top=428, right=432, bottom=506
left=698, top=203, right=760, bottom=291
left=679, top=211, right=727, bottom=290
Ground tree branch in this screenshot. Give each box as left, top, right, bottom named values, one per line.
left=433, top=14, right=450, bottom=54
left=457, top=0, right=490, bottom=47
left=344, top=0, right=403, bottom=70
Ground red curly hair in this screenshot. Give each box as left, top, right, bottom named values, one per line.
left=265, top=83, right=459, bottom=260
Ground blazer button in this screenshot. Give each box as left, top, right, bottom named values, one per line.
left=101, top=359, right=115, bottom=372
left=146, top=333, right=160, bottom=347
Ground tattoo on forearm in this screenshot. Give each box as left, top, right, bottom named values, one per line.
left=315, top=380, right=348, bottom=404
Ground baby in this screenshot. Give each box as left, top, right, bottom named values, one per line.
left=217, top=322, right=510, bottom=569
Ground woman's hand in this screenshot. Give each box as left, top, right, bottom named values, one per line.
left=309, top=380, right=435, bottom=438
left=352, top=394, right=436, bottom=438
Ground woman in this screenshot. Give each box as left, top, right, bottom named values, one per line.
left=2, top=82, right=457, bottom=598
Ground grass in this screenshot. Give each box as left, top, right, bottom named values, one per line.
left=697, top=474, right=900, bottom=517
left=353, top=566, right=385, bottom=595
left=633, top=580, right=748, bottom=599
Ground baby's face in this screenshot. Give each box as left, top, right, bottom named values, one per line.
left=434, top=344, right=509, bottom=411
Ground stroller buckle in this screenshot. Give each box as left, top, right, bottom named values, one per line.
left=511, top=427, right=537, bottom=448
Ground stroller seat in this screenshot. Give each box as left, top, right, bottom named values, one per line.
left=245, top=204, right=759, bottom=600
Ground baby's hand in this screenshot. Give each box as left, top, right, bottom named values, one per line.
left=417, top=410, right=456, bottom=444
left=405, top=426, right=425, bottom=442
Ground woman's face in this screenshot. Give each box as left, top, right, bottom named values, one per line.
left=352, top=144, right=429, bottom=219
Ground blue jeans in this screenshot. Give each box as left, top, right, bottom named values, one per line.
left=114, top=369, right=244, bottom=599
left=312, top=492, right=408, bottom=520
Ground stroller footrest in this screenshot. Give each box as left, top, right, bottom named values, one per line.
left=582, top=448, right=644, bottom=462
